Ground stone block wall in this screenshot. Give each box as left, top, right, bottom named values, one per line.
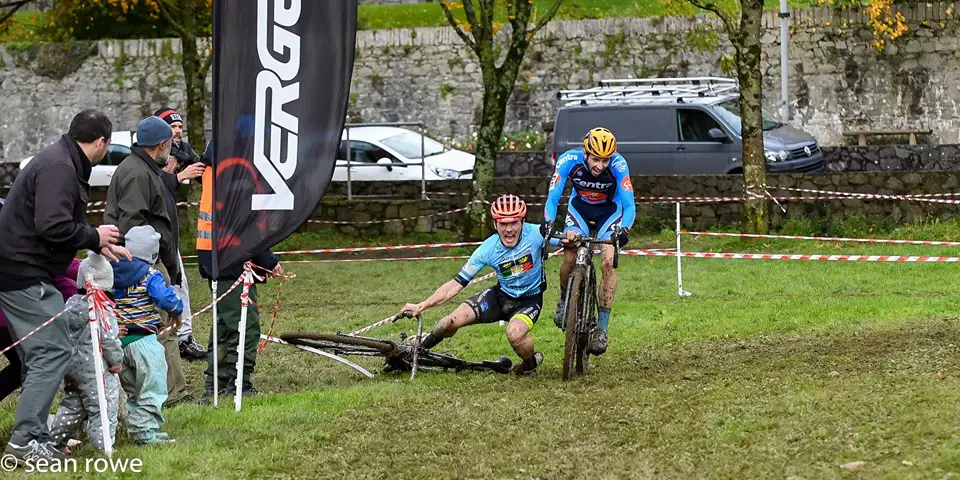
left=5, top=4, right=960, bottom=162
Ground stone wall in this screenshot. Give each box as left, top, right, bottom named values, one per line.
left=311, top=171, right=960, bottom=235
left=4, top=171, right=958, bottom=236
left=4, top=4, right=960, bottom=162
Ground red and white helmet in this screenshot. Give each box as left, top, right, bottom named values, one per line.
left=490, top=194, right=527, bottom=223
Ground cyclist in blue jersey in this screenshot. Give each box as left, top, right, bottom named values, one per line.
left=399, top=195, right=547, bottom=375
left=544, top=127, right=635, bottom=355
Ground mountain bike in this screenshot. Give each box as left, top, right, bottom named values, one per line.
left=278, top=328, right=514, bottom=376
left=547, top=228, right=621, bottom=381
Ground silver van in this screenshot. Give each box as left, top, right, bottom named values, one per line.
left=553, top=77, right=824, bottom=174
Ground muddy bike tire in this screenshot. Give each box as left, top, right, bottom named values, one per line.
left=562, top=267, right=586, bottom=381
left=577, top=267, right=599, bottom=375
left=280, top=332, right=396, bottom=357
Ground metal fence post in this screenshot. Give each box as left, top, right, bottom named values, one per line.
left=420, top=123, right=427, bottom=200
left=345, top=127, right=352, bottom=201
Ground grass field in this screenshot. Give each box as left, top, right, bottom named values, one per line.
left=0, top=1, right=827, bottom=44
left=2, top=229, right=960, bottom=478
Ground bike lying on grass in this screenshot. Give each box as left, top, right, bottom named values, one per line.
left=274, top=313, right=514, bottom=378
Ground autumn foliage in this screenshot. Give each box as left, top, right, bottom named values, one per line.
left=46, top=0, right=211, bottom=40
left=819, top=0, right=908, bottom=51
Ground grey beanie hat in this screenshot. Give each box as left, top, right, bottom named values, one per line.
left=77, top=251, right=114, bottom=291
left=125, top=225, right=161, bottom=265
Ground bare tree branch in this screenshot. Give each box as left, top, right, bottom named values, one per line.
left=529, top=0, right=563, bottom=36
left=0, top=0, right=32, bottom=26
left=154, top=0, right=189, bottom=39
left=688, top=0, right=736, bottom=38
left=439, top=1, right=479, bottom=54
left=461, top=0, right=482, bottom=45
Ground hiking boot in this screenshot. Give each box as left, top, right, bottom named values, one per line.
left=554, top=297, right=566, bottom=329
left=588, top=330, right=608, bottom=355
left=179, top=335, right=206, bottom=361
left=4, top=439, right=67, bottom=467
left=511, top=352, right=544, bottom=376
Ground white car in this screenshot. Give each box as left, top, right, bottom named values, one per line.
left=18, top=131, right=136, bottom=188
left=334, top=126, right=474, bottom=182
left=19, top=126, right=474, bottom=186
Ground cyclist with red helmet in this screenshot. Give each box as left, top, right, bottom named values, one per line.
left=544, top=127, right=636, bottom=355
left=399, top=195, right=548, bottom=375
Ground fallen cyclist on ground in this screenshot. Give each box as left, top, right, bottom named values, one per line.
left=399, top=195, right=548, bottom=376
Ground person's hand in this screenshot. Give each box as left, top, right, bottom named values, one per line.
left=400, top=303, right=424, bottom=318
left=118, top=326, right=128, bottom=338
left=108, top=365, right=122, bottom=375
left=271, top=263, right=284, bottom=277
left=561, top=230, right=581, bottom=246
left=101, top=245, right=131, bottom=263
left=539, top=221, right=554, bottom=239
left=170, top=315, right=182, bottom=332
left=97, top=225, right=120, bottom=248
left=162, top=158, right=179, bottom=174
left=177, top=163, right=205, bottom=182
left=617, top=228, right=629, bottom=247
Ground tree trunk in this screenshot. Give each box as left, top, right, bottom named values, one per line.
left=737, top=0, right=768, bottom=234
left=463, top=76, right=510, bottom=240
left=178, top=0, right=207, bottom=149
left=463, top=58, right=525, bottom=240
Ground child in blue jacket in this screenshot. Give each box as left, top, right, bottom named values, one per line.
left=112, top=225, right=182, bottom=445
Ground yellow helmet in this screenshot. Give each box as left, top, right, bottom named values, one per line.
left=583, top=127, right=617, bottom=159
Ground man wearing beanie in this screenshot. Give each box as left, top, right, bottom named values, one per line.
left=154, top=107, right=203, bottom=175
left=104, top=116, right=192, bottom=407
left=153, top=107, right=206, bottom=362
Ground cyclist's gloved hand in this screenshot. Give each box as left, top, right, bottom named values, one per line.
left=539, top=221, right=553, bottom=239
left=617, top=229, right=629, bottom=247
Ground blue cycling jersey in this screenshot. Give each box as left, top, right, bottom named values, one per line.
left=455, top=223, right=545, bottom=298
left=543, top=149, right=636, bottom=229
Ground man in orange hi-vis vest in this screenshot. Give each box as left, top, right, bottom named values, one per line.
left=196, top=141, right=282, bottom=401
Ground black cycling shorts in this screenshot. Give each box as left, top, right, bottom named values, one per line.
left=464, top=285, right=543, bottom=329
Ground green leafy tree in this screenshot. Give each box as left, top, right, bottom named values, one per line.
left=439, top=0, right=563, bottom=239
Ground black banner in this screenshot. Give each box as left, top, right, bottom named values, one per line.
left=211, top=0, right=358, bottom=274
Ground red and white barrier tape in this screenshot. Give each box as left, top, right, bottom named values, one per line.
left=623, top=249, right=960, bottom=263
left=87, top=201, right=198, bottom=214
left=307, top=202, right=484, bottom=225
left=766, top=185, right=960, bottom=205
left=682, top=231, right=960, bottom=247
left=0, top=294, right=90, bottom=356
left=181, top=241, right=482, bottom=259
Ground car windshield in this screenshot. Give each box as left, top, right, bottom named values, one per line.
left=714, top=99, right=784, bottom=134
left=380, top=132, right=446, bottom=159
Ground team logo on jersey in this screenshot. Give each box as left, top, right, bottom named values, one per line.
left=620, top=176, right=634, bottom=192
left=579, top=191, right=609, bottom=203
left=499, top=255, right=533, bottom=278
left=613, top=159, right=627, bottom=173
left=575, top=169, right=584, bottom=178
left=549, top=172, right=561, bottom=189
left=565, top=215, right=575, bottom=227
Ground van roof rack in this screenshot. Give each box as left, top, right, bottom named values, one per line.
left=556, top=77, right=739, bottom=105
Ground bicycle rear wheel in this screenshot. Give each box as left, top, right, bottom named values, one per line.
left=562, top=266, right=589, bottom=381
left=280, top=332, right=396, bottom=357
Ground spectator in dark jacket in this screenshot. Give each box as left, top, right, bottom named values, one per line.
left=103, top=116, right=192, bottom=408
left=0, top=110, right=129, bottom=465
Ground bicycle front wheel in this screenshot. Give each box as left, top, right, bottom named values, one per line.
left=562, top=266, right=588, bottom=381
